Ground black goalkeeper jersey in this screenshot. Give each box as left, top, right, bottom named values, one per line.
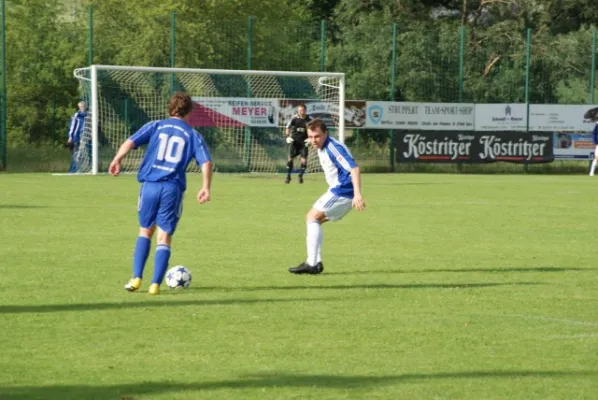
left=286, top=114, right=312, bottom=141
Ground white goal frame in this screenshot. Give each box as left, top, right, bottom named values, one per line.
left=74, top=65, right=346, bottom=175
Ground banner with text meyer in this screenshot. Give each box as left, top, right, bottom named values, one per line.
left=190, top=97, right=279, bottom=127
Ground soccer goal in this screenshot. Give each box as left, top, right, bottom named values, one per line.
left=73, top=65, right=345, bottom=175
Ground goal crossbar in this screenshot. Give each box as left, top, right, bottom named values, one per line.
left=74, top=65, right=346, bottom=80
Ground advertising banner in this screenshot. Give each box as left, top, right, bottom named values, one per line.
left=190, top=97, right=279, bottom=127
left=529, top=104, right=598, bottom=132
left=396, top=131, right=553, bottom=163
left=474, top=104, right=527, bottom=131
left=279, top=99, right=366, bottom=129
left=553, top=132, right=595, bottom=160
left=366, top=101, right=475, bottom=130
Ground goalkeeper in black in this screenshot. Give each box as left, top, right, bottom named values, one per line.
left=284, top=104, right=311, bottom=184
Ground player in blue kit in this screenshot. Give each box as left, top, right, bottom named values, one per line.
left=66, top=101, right=88, bottom=173
left=288, top=119, right=366, bottom=274
left=589, top=118, right=598, bottom=176
left=109, top=92, right=213, bottom=294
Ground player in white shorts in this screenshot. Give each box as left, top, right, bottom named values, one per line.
left=288, top=119, right=366, bottom=274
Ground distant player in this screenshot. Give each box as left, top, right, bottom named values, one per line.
left=589, top=118, right=598, bottom=176
left=65, top=101, right=87, bottom=173
left=108, top=92, right=213, bottom=295
left=284, top=104, right=312, bottom=184
left=288, top=119, right=365, bottom=274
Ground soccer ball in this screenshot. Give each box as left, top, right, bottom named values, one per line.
left=165, top=266, right=192, bottom=289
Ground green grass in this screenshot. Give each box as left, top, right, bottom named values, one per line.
left=0, top=173, right=597, bottom=400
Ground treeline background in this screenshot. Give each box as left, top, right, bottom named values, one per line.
left=0, top=0, right=597, bottom=170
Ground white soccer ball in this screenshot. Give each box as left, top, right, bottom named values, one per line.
left=165, top=266, right=192, bottom=289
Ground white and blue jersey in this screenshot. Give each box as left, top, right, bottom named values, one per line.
left=317, top=136, right=357, bottom=198
left=67, top=111, right=87, bottom=143
left=130, top=118, right=211, bottom=235
left=130, top=118, right=211, bottom=192
left=592, top=122, right=598, bottom=145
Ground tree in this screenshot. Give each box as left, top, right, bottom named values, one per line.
left=5, top=0, right=87, bottom=146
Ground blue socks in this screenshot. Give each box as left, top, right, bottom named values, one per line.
left=152, top=244, right=171, bottom=284
left=132, top=236, right=151, bottom=278
left=132, top=236, right=172, bottom=285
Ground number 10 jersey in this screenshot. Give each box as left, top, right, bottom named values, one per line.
left=130, top=118, right=212, bottom=192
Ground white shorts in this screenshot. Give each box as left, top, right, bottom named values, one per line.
left=313, top=191, right=353, bottom=221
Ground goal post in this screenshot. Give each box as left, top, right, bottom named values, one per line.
left=73, top=65, right=345, bottom=175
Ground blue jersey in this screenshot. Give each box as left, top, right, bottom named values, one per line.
left=67, top=111, right=87, bottom=143
left=592, top=123, right=598, bottom=145
left=129, top=118, right=211, bottom=191
left=316, top=136, right=358, bottom=198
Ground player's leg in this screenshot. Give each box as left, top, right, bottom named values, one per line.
left=125, top=182, right=160, bottom=291
left=125, top=225, right=155, bottom=291
left=306, top=193, right=353, bottom=270
left=298, top=146, right=308, bottom=184
left=68, top=147, right=73, bottom=173
left=149, top=182, right=184, bottom=294
left=148, top=228, right=173, bottom=295
left=285, top=156, right=293, bottom=183
left=289, top=191, right=353, bottom=275
left=73, top=142, right=83, bottom=172
left=289, top=207, right=326, bottom=275
left=286, top=144, right=299, bottom=183
left=590, top=145, right=598, bottom=176
left=85, top=141, right=92, bottom=170
left=68, top=143, right=78, bottom=173
left=306, top=207, right=327, bottom=267
left=125, top=182, right=160, bottom=292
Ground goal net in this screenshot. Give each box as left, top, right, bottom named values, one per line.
left=73, top=65, right=345, bottom=175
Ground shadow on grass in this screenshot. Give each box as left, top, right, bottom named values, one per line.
left=197, top=282, right=541, bottom=293
left=1, top=370, right=596, bottom=399
left=325, top=267, right=593, bottom=275
left=1, top=282, right=540, bottom=314
left=0, top=297, right=339, bottom=314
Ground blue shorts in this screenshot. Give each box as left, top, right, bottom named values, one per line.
left=138, top=181, right=184, bottom=235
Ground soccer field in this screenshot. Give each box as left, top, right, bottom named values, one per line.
left=0, top=173, right=597, bottom=400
